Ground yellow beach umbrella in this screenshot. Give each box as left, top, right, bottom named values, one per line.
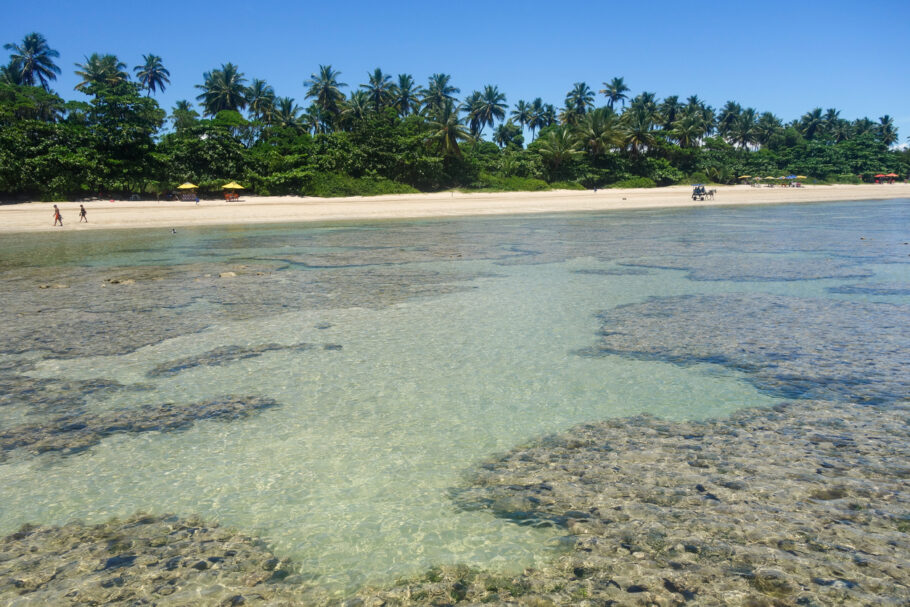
left=738, top=175, right=751, bottom=179
left=795, top=175, right=807, bottom=179
left=764, top=176, right=776, bottom=180
left=222, top=182, right=244, bottom=189
left=176, top=182, right=198, bottom=189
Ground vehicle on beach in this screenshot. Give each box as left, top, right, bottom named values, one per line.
left=691, top=185, right=715, bottom=201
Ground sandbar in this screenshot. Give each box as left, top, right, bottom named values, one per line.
left=0, top=183, right=907, bottom=234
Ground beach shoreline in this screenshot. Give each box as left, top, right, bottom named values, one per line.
left=0, top=183, right=907, bottom=234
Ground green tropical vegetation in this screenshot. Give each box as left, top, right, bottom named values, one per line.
left=1, top=33, right=907, bottom=201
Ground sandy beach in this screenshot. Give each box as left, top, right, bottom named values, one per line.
left=1, top=183, right=907, bottom=233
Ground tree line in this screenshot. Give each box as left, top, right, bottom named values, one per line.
left=2, top=32, right=907, bottom=201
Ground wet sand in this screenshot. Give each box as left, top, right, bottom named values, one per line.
left=1, top=183, right=907, bottom=233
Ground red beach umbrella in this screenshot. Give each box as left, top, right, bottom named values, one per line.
left=885, top=173, right=899, bottom=177
left=874, top=174, right=886, bottom=178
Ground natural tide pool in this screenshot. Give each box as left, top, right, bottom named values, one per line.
left=0, top=199, right=908, bottom=603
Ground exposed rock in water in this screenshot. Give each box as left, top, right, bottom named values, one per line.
left=147, top=342, right=341, bottom=378
left=827, top=282, right=910, bottom=296
left=373, top=399, right=908, bottom=607
left=0, top=513, right=322, bottom=606
left=619, top=254, right=874, bottom=282
left=0, top=396, right=279, bottom=459
left=581, top=293, right=910, bottom=404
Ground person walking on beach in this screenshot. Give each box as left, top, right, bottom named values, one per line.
left=53, top=205, right=63, bottom=227
left=79, top=204, right=87, bottom=223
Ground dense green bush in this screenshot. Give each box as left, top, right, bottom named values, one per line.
left=610, top=177, right=656, bottom=188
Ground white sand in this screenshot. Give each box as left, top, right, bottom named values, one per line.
left=1, top=184, right=907, bottom=234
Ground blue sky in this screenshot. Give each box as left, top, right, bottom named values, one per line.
left=3, top=0, right=908, bottom=141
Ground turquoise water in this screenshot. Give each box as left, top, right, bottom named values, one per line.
left=0, top=199, right=907, bottom=594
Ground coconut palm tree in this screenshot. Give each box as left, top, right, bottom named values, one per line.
left=304, top=65, right=347, bottom=126
left=670, top=114, right=703, bottom=148
left=493, top=120, right=522, bottom=149
left=170, top=100, right=199, bottom=132
left=731, top=107, right=757, bottom=149
left=273, top=97, right=302, bottom=129
left=3, top=32, right=60, bottom=90
left=754, top=112, right=782, bottom=147
left=246, top=79, right=275, bottom=123
left=535, top=125, right=582, bottom=179
left=877, top=115, right=898, bottom=146
left=599, top=77, right=629, bottom=110
left=422, top=73, right=459, bottom=115
left=196, top=63, right=247, bottom=116
left=717, top=100, right=742, bottom=140
left=462, top=91, right=484, bottom=138
left=74, top=54, right=129, bottom=92
left=563, top=82, right=595, bottom=125
left=391, top=73, right=422, bottom=116
left=799, top=107, right=824, bottom=140
left=133, top=54, right=170, bottom=96
left=425, top=99, right=471, bottom=157
left=341, top=90, right=372, bottom=127
left=575, top=107, right=624, bottom=156
left=622, top=106, right=658, bottom=156
left=528, top=97, right=545, bottom=141
left=475, top=84, right=507, bottom=137
left=0, top=63, right=23, bottom=85
left=361, top=67, right=393, bottom=112
left=658, top=95, right=682, bottom=131
left=511, top=99, right=532, bottom=134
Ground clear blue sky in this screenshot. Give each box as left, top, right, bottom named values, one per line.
left=4, top=0, right=908, bottom=142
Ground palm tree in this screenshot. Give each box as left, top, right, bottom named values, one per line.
left=303, top=104, right=330, bottom=135
left=511, top=99, right=532, bottom=134
left=304, top=65, right=347, bottom=125
left=246, top=79, right=275, bottom=123
left=717, top=100, right=742, bottom=140
left=475, top=84, right=507, bottom=137
left=731, top=107, right=757, bottom=149
left=462, top=90, right=484, bottom=138
left=361, top=67, right=393, bottom=112
left=3, top=32, right=60, bottom=90
left=422, top=73, right=459, bottom=115
left=425, top=99, right=471, bottom=157
left=391, top=73, right=422, bottom=116
left=0, top=63, right=23, bottom=85
left=563, top=82, right=595, bottom=125
left=196, top=63, right=247, bottom=115
left=799, top=107, right=824, bottom=140
left=754, top=112, right=782, bottom=147
left=670, top=114, right=703, bottom=148
left=170, top=100, right=199, bottom=132
left=528, top=97, right=545, bottom=141
left=599, top=77, right=629, bottom=110
left=341, top=90, right=372, bottom=127
left=273, top=97, right=302, bottom=129
left=877, top=115, right=898, bottom=146
left=575, top=107, right=624, bottom=156
left=74, top=54, right=129, bottom=92
left=535, top=125, right=582, bottom=179
left=658, top=95, right=682, bottom=131
left=133, top=54, right=170, bottom=96
left=493, top=120, right=522, bottom=149
left=622, top=106, right=658, bottom=156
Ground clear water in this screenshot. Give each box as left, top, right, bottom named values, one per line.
left=0, top=199, right=907, bottom=594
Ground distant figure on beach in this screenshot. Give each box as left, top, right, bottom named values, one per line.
left=79, top=204, right=87, bottom=223
left=53, top=205, right=62, bottom=227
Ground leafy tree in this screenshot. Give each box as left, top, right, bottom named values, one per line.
left=133, top=54, right=170, bottom=96
left=3, top=32, right=60, bottom=90
left=196, top=63, right=248, bottom=116
left=170, top=100, right=199, bottom=133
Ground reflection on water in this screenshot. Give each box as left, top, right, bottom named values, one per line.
left=0, top=199, right=907, bottom=596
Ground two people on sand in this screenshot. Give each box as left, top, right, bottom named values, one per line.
left=53, top=204, right=88, bottom=226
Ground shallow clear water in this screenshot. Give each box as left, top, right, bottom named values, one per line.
left=0, top=199, right=907, bottom=595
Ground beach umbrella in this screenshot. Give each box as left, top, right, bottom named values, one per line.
left=738, top=175, right=751, bottom=179
left=795, top=175, right=807, bottom=179
left=221, top=182, right=244, bottom=189
left=885, top=173, right=899, bottom=177
left=177, top=182, right=198, bottom=189
left=765, top=176, right=776, bottom=180
left=874, top=174, right=885, bottom=178
left=786, top=175, right=796, bottom=179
